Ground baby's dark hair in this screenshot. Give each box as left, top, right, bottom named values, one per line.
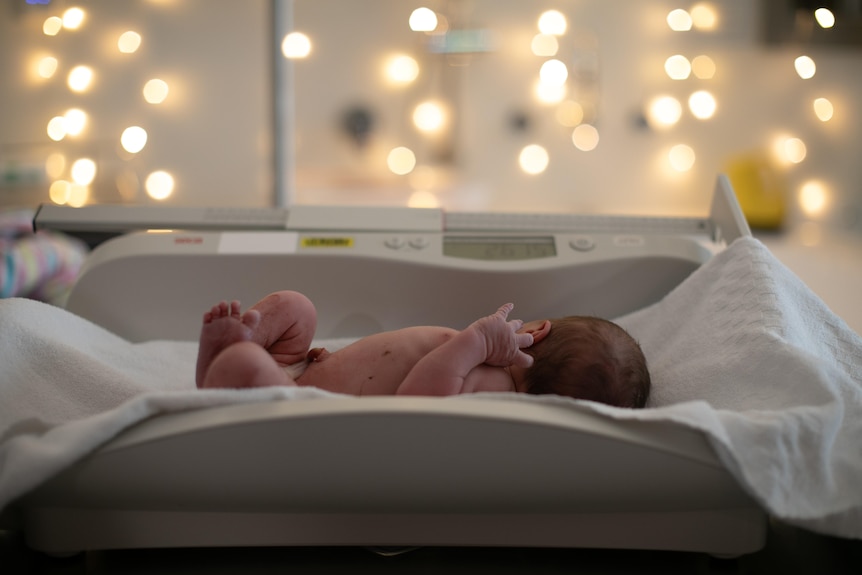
left=522, top=316, right=650, bottom=408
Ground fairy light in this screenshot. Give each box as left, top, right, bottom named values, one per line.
left=531, top=34, right=559, bottom=57
left=47, top=116, right=66, bottom=141
left=49, top=180, right=72, bottom=204
left=667, top=9, right=692, bottom=31
left=783, top=137, right=807, bottom=164
left=64, top=108, right=88, bottom=136
left=814, top=8, right=835, bottom=29
left=668, top=144, right=695, bottom=171
left=799, top=180, right=829, bottom=216
left=519, top=144, right=549, bottom=175
left=691, top=55, right=716, bottom=79
left=572, top=124, right=599, bottom=152
left=145, top=170, right=175, bottom=200
left=118, top=31, right=142, bottom=54
left=813, top=97, right=834, bottom=122
left=67, top=65, right=94, bottom=92
left=665, top=55, right=691, bottom=80
left=412, top=101, right=447, bottom=133
left=67, top=184, right=89, bottom=207
left=45, top=153, right=66, bottom=178
left=535, top=81, right=566, bottom=104
left=121, top=126, right=148, bottom=154
left=688, top=90, right=717, bottom=119
left=647, top=95, right=682, bottom=128
left=385, top=55, right=419, bottom=85
left=556, top=100, right=584, bottom=127
left=143, top=79, right=169, bottom=104
left=409, top=7, right=437, bottom=32
left=43, top=16, right=62, bottom=36
left=62, top=7, right=86, bottom=30
left=539, top=59, right=568, bottom=86
left=538, top=10, right=567, bottom=35
left=282, top=32, right=311, bottom=59
left=387, top=146, right=416, bottom=175
left=37, top=56, right=58, bottom=79
left=71, top=158, right=97, bottom=186
left=794, top=55, right=816, bottom=79
left=690, top=3, right=718, bottom=31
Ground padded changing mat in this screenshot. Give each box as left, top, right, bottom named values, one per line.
left=1, top=237, right=860, bottom=539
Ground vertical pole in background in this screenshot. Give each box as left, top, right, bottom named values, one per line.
left=272, top=0, right=294, bottom=207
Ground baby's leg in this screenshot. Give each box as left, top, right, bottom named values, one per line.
left=200, top=341, right=296, bottom=389
left=196, top=300, right=262, bottom=388
left=245, top=290, right=318, bottom=367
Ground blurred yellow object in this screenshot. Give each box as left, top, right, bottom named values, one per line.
left=724, top=153, right=786, bottom=230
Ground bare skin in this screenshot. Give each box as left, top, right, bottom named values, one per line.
left=196, top=291, right=551, bottom=396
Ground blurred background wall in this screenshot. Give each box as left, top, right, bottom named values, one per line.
left=1, top=0, right=860, bottom=232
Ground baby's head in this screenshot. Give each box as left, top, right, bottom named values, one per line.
left=522, top=316, right=650, bottom=408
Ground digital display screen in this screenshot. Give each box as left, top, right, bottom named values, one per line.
left=443, top=236, right=557, bottom=261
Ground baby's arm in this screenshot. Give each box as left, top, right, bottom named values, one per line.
left=395, top=304, right=534, bottom=396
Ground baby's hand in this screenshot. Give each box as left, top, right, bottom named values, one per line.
left=469, top=303, right=534, bottom=368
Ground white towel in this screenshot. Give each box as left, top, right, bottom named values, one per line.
left=0, top=237, right=860, bottom=539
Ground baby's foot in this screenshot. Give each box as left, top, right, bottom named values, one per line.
left=196, top=300, right=262, bottom=387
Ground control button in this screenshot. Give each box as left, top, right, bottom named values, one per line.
left=569, top=236, right=595, bottom=252
left=385, top=237, right=406, bottom=249
left=409, top=236, right=430, bottom=250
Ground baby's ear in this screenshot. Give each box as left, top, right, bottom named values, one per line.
left=529, top=320, right=552, bottom=344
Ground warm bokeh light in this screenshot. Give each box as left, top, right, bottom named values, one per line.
left=67, top=183, right=89, bottom=207
left=49, top=180, right=72, bottom=205
left=413, top=101, right=447, bottom=133
left=538, top=10, right=567, bottom=35
left=62, top=7, right=86, bottom=30
left=145, top=170, right=175, bottom=200
left=67, top=65, right=94, bottom=92
left=71, top=158, right=97, bottom=186
left=814, top=8, right=835, bottom=29
left=813, top=97, right=834, bottom=122
left=47, top=116, right=67, bottom=141
left=143, top=78, right=169, bottom=104
left=572, top=124, right=599, bottom=151
left=783, top=137, right=807, bottom=164
left=64, top=108, right=88, bottom=136
left=647, top=95, right=682, bottom=128
left=45, top=153, right=66, bottom=178
left=385, top=54, right=419, bottom=85
left=688, top=90, right=717, bottom=119
left=691, top=55, right=716, bottom=79
left=387, top=146, right=417, bottom=175
left=118, top=31, right=142, bottom=54
left=667, top=9, right=693, bottom=31
left=690, top=3, right=718, bottom=31
left=794, top=55, right=816, bottom=79
left=556, top=100, right=584, bottom=127
left=665, top=55, right=691, bottom=80
left=519, top=144, right=549, bottom=175
left=408, top=190, right=441, bottom=208
left=282, top=32, right=311, bottom=59
left=531, top=34, right=559, bottom=57
left=43, top=16, right=62, bottom=36
left=37, top=56, right=58, bottom=79
left=669, top=144, right=696, bottom=171
left=799, top=180, right=829, bottom=216
left=121, top=126, right=148, bottom=154
left=535, top=80, right=566, bottom=104
left=539, top=59, right=568, bottom=86
left=409, top=7, right=438, bottom=32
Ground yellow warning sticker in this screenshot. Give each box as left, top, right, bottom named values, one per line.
left=301, top=237, right=354, bottom=248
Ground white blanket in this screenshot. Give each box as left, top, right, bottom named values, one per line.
left=1, top=237, right=860, bottom=539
